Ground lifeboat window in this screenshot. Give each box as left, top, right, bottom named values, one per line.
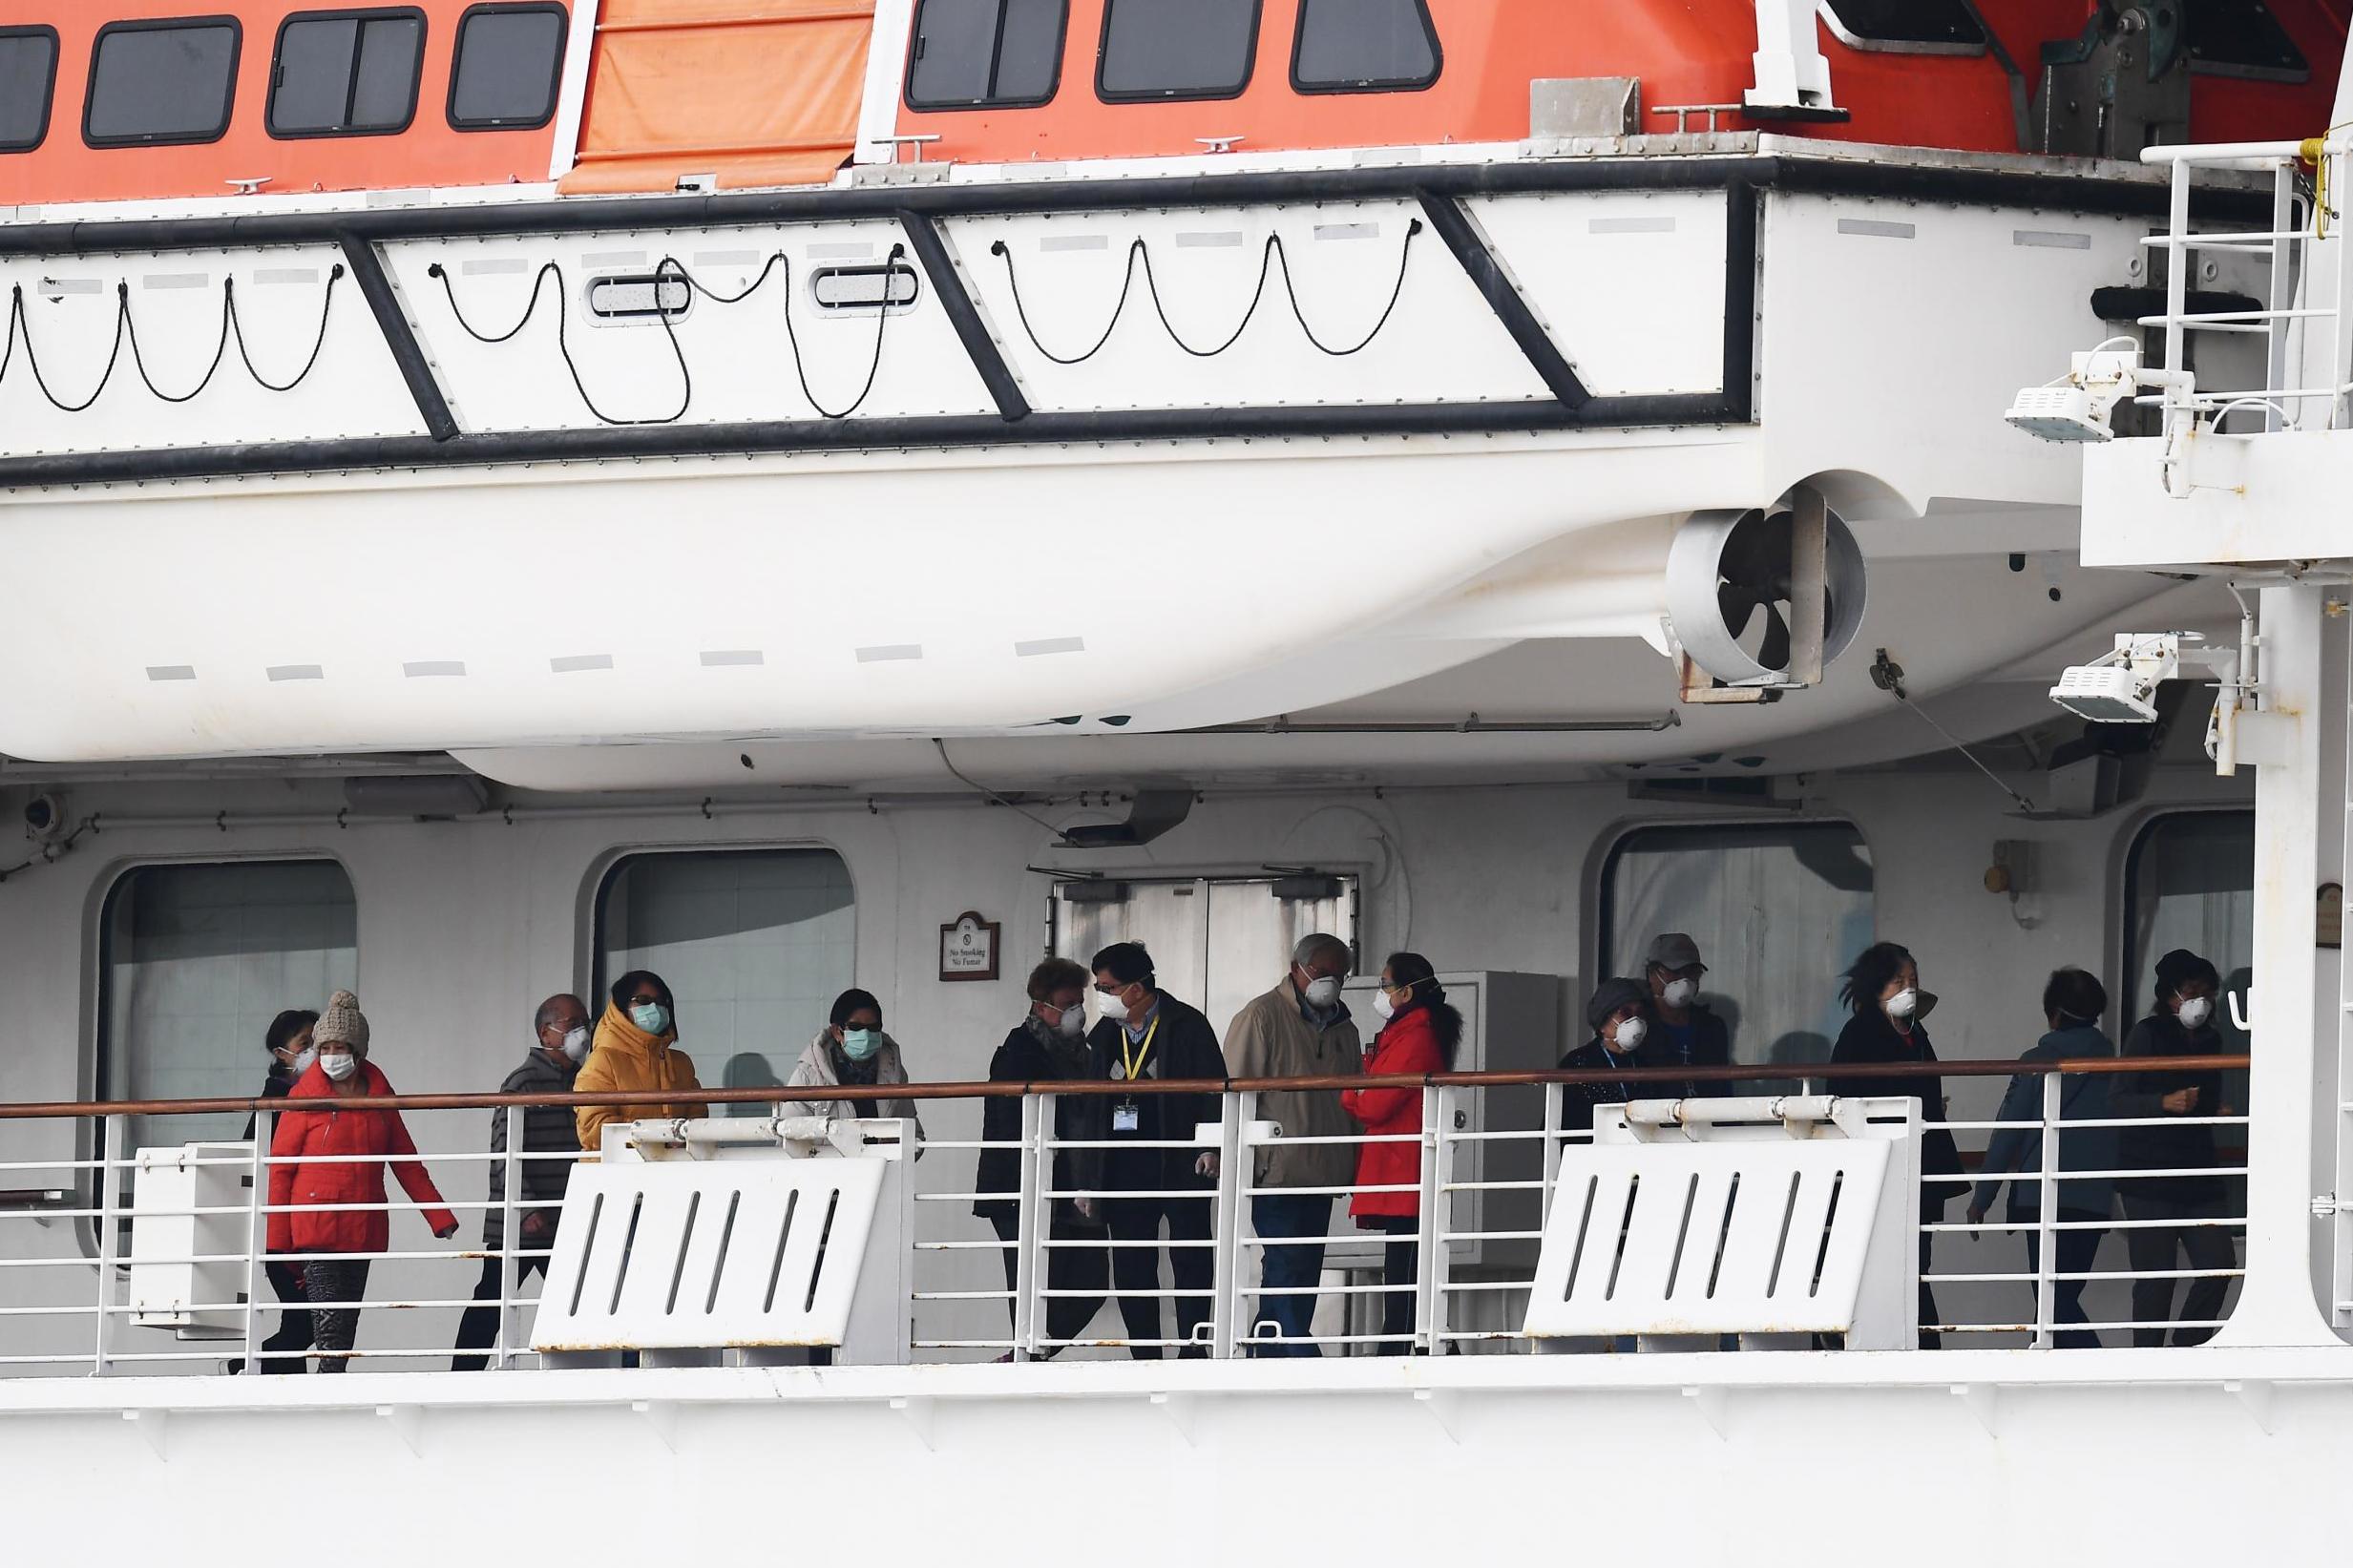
left=1291, top=0, right=1439, bottom=94
left=448, top=2, right=568, bottom=131
left=1097, top=0, right=1260, bottom=102
left=269, top=10, right=428, bottom=138
left=2186, top=0, right=2308, bottom=82
left=810, top=262, right=921, bottom=312
left=1818, top=0, right=1985, bottom=54
left=0, top=27, right=59, bottom=153
left=83, top=17, right=243, bottom=149
left=906, top=0, right=1068, bottom=111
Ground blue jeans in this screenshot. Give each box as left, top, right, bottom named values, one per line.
left=1250, top=1194, right=1333, bottom=1356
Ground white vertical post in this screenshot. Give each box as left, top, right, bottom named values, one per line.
left=1013, top=1092, right=1041, bottom=1361
left=1413, top=1087, right=1442, bottom=1354
left=1539, top=1082, right=1565, bottom=1224
left=2266, top=161, right=2293, bottom=433
left=1208, top=1091, right=1248, bottom=1360
left=2166, top=159, right=2192, bottom=426
left=1428, top=1086, right=1459, bottom=1355
left=496, top=1111, right=523, bottom=1370
left=242, top=1113, right=270, bottom=1374
left=2216, top=585, right=2338, bottom=1345
left=93, top=1116, right=123, bottom=1377
left=1744, top=0, right=1837, bottom=112
left=2034, top=1073, right=2061, bottom=1349
left=2333, top=146, right=2353, bottom=429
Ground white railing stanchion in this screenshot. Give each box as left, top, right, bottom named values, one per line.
left=242, top=1113, right=270, bottom=1374
left=93, top=1115, right=123, bottom=1377
left=495, top=1112, right=523, bottom=1370
left=2333, top=147, right=2353, bottom=429
left=1014, top=1092, right=1042, bottom=1361
left=1429, top=1085, right=1458, bottom=1354
left=1413, top=1086, right=1441, bottom=1355
left=1540, top=1082, right=1565, bottom=1225
left=2266, top=160, right=2294, bottom=431
left=1209, top=1091, right=1249, bottom=1360
left=2034, top=1073, right=2061, bottom=1349
left=2166, top=157, right=2191, bottom=421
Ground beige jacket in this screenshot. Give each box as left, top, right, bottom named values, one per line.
left=1225, top=977, right=1362, bottom=1190
left=782, top=1032, right=924, bottom=1137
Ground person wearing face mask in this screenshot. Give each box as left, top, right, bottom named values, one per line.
left=1558, top=978, right=1655, bottom=1136
left=1644, top=934, right=1733, bottom=1098
left=974, top=959, right=1107, bottom=1354
left=1966, top=968, right=2119, bottom=1348
left=783, top=988, right=924, bottom=1130
left=2113, top=948, right=2235, bottom=1346
left=1831, top=942, right=1962, bottom=1347
left=1222, top=933, right=1363, bottom=1356
left=266, top=992, right=459, bottom=1372
left=573, top=971, right=704, bottom=1151
left=1075, top=941, right=1230, bottom=1359
left=232, top=1009, right=320, bottom=1374
left=1341, top=952, right=1460, bottom=1354
left=452, top=993, right=592, bottom=1371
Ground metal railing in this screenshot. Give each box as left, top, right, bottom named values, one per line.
left=0, top=1055, right=2251, bottom=1376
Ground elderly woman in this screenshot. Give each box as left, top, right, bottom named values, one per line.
left=266, top=992, right=457, bottom=1372
left=783, top=988, right=922, bottom=1133
left=1341, top=951, right=1461, bottom=1355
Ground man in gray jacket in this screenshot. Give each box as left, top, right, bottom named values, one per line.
left=1225, top=934, right=1362, bottom=1356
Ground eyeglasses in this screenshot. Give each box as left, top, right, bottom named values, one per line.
left=626, top=993, right=663, bottom=1006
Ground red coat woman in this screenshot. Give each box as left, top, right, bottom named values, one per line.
left=265, top=992, right=456, bottom=1370
left=1338, top=954, right=1460, bottom=1353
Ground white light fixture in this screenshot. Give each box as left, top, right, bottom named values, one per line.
left=2006, top=346, right=2143, bottom=443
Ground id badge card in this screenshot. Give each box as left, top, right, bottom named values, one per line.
left=1112, top=1102, right=1141, bottom=1134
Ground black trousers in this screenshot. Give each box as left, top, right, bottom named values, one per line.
left=1103, top=1190, right=1214, bottom=1358
left=2020, top=1208, right=2106, bottom=1348
left=988, top=1209, right=1109, bottom=1350
left=1370, top=1215, right=1418, bottom=1355
left=301, top=1259, right=370, bottom=1373
left=452, top=1253, right=551, bottom=1371
left=228, top=1261, right=312, bottom=1375
left=2124, top=1189, right=2236, bottom=1347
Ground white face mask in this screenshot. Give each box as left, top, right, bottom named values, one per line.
left=1611, top=1015, right=1648, bottom=1055
left=1661, top=977, right=1699, bottom=1009
left=2177, top=995, right=2214, bottom=1031
left=1885, top=987, right=1920, bottom=1020
left=320, top=1052, right=358, bottom=1081
left=290, top=1047, right=317, bottom=1077
left=1301, top=973, right=1343, bottom=1010
left=1373, top=989, right=1396, bottom=1021
left=1054, top=1003, right=1087, bottom=1039
left=559, top=1026, right=591, bottom=1063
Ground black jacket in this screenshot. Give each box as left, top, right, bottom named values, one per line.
left=1556, top=1038, right=1649, bottom=1136
left=1072, top=993, right=1229, bottom=1195
left=975, top=1015, right=1095, bottom=1223
left=1830, top=1010, right=1962, bottom=1180
left=241, top=1066, right=297, bottom=1142
left=2112, top=1011, right=2227, bottom=1201
left=1651, top=1005, right=1733, bottom=1097
left=484, top=1050, right=581, bottom=1250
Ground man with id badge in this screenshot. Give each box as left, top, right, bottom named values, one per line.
left=1074, top=942, right=1229, bottom=1358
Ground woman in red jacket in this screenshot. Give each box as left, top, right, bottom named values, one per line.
left=1340, top=952, right=1460, bottom=1355
left=267, top=992, right=457, bottom=1372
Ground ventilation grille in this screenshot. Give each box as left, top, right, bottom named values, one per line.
left=533, top=1159, right=885, bottom=1351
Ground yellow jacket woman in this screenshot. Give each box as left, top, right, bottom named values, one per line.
left=574, top=970, right=703, bottom=1150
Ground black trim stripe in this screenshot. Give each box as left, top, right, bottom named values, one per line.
left=337, top=232, right=460, bottom=442
left=898, top=211, right=1030, bottom=423
left=1416, top=192, right=1587, bottom=408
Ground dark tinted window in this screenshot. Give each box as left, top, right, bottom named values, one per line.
left=907, top=0, right=1066, bottom=109
left=1820, top=0, right=1985, bottom=49
left=1292, top=0, right=1438, bottom=92
left=270, top=10, right=427, bottom=136
left=85, top=18, right=242, bottom=147
left=0, top=28, right=59, bottom=153
left=1099, top=0, right=1258, bottom=101
left=449, top=3, right=567, bottom=130
left=2187, top=0, right=2308, bottom=79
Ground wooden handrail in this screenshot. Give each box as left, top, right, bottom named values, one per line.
left=0, top=1056, right=2252, bottom=1120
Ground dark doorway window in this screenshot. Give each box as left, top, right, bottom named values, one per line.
left=2186, top=0, right=2309, bottom=81
left=0, top=27, right=59, bottom=153
left=906, top=0, right=1067, bottom=110
left=85, top=17, right=242, bottom=148
left=1291, top=0, right=1439, bottom=93
left=1819, top=0, right=1986, bottom=52
left=270, top=10, right=427, bottom=137
left=448, top=2, right=568, bottom=131
left=1098, top=0, right=1259, bottom=102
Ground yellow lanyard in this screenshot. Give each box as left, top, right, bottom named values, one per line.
left=1120, top=1016, right=1160, bottom=1085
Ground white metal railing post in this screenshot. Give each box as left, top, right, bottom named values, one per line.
left=1208, top=1091, right=1248, bottom=1359
left=1413, top=1086, right=1441, bottom=1354
left=93, top=1115, right=123, bottom=1377
left=2332, top=146, right=2353, bottom=429
left=1540, top=1082, right=1565, bottom=1225
left=2034, top=1073, right=2061, bottom=1349
left=496, top=1109, right=523, bottom=1370
left=1014, top=1092, right=1042, bottom=1361
left=2167, top=157, right=2191, bottom=417
left=2267, top=159, right=2294, bottom=432
left=1428, top=1085, right=1458, bottom=1354
left=242, top=1112, right=270, bottom=1374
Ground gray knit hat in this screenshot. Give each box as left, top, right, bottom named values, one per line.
left=1586, top=976, right=1649, bottom=1035
left=314, top=990, right=370, bottom=1056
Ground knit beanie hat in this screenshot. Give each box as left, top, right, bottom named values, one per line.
left=314, top=990, right=370, bottom=1057
left=1586, top=976, right=1649, bottom=1035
